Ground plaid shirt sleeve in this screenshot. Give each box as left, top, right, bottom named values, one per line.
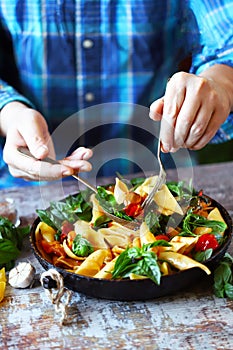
left=190, top=0, right=233, bottom=143
left=0, top=79, right=34, bottom=110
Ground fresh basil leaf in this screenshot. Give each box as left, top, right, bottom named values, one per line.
left=0, top=217, right=18, bottom=245
left=0, top=238, right=20, bottom=264
left=113, top=210, right=133, bottom=221
left=36, top=191, right=93, bottom=230
left=96, top=186, right=117, bottom=207
left=93, top=215, right=112, bottom=229
left=111, top=244, right=162, bottom=284
left=72, top=234, right=94, bottom=257
left=224, top=283, right=233, bottom=299
left=137, top=253, right=161, bottom=285
left=181, top=212, right=227, bottom=236
left=130, top=177, right=146, bottom=189
left=167, top=180, right=194, bottom=200
left=96, top=186, right=133, bottom=221
left=223, top=252, right=233, bottom=264
left=66, top=192, right=92, bottom=222
left=145, top=211, right=162, bottom=234
left=0, top=217, right=30, bottom=270
left=111, top=249, right=133, bottom=278
left=213, top=256, right=233, bottom=299
left=36, top=209, right=60, bottom=230
left=193, top=248, right=213, bottom=262
left=144, top=241, right=171, bottom=251
left=127, top=247, right=142, bottom=259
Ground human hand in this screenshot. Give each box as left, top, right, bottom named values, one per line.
left=149, top=69, right=233, bottom=152
left=0, top=102, right=93, bottom=181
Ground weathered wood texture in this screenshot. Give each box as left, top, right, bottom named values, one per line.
left=1, top=162, right=233, bottom=350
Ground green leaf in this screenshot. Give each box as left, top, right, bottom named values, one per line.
left=0, top=217, right=18, bottom=245
left=36, top=191, right=93, bottom=230
left=36, top=209, right=60, bottom=230
left=0, top=238, right=20, bottom=264
left=213, top=254, right=233, bottom=299
left=130, top=177, right=146, bottom=189
left=181, top=212, right=227, bottom=236
left=222, top=252, right=233, bottom=264
left=145, top=211, right=162, bottom=234
left=193, top=248, right=213, bottom=262
left=137, top=254, right=161, bottom=285
left=111, top=244, right=161, bottom=284
left=72, top=234, right=94, bottom=257
left=0, top=216, right=30, bottom=270
left=111, top=254, right=134, bottom=279
left=96, top=186, right=117, bottom=207
left=224, top=283, right=233, bottom=299
left=144, top=240, right=171, bottom=251
left=166, top=180, right=195, bottom=200
left=96, top=186, right=132, bottom=221
left=93, top=215, right=112, bottom=229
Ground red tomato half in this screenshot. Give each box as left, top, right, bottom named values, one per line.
left=124, top=203, right=142, bottom=217
left=195, top=233, right=219, bottom=251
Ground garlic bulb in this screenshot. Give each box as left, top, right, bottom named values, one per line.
left=9, top=262, right=36, bottom=288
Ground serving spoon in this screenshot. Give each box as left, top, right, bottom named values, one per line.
left=17, top=147, right=141, bottom=230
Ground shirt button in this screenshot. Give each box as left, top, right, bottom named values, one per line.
left=82, top=39, right=94, bottom=49
left=85, top=92, right=95, bottom=102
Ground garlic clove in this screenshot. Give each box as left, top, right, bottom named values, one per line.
left=9, top=262, right=36, bottom=289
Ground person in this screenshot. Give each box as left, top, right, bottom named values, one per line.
left=1, top=0, right=233, bottom=187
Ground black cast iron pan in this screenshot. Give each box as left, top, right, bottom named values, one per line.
left=30, top=196, right=232, bottom=301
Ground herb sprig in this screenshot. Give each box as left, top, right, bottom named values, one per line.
left=111, top=241, right=170, bottom=284
left=0, top=216, right=30, bottom=271
left=213, top=253, right=233, bottom=299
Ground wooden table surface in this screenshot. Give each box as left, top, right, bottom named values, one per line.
left=1, top=161, right=233, bottom=350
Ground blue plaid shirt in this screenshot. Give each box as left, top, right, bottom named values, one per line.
left=1, top=0, right=233, bottom=187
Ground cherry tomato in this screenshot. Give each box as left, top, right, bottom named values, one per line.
left=124, top=203, right=142, bottom=217
left=155, top=235, right=170, bottom=241
left=195, top=233, right=219, bottom=251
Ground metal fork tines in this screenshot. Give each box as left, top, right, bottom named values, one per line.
left=141, top=139, right=166, bottom=210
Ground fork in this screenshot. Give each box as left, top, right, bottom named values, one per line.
left=17, top=147, right=141, bottom=229
left=140, top=139, right=167, bottom=211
